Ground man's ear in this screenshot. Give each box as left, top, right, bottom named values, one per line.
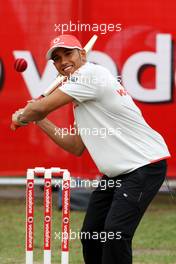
left=80, top=49, right=87, bottom=62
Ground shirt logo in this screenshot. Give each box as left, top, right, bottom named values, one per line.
left=116, top=87, right=128, bottom=96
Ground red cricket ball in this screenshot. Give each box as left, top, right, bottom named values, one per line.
left=14, top=58, right=28, bottom=72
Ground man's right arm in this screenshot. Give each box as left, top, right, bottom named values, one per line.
left=36, top=119, right=85, bottom=156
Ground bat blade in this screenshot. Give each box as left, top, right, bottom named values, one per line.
left=84, top=34, right=98, bottom=53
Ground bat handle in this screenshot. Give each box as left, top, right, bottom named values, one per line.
left=11, top=90, right=55, bottom=131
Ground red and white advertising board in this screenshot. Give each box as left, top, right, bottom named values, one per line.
left=0, top=0, right=175, bottom=178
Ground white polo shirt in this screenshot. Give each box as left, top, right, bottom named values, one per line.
left=60, top=62, right=170, bottom=177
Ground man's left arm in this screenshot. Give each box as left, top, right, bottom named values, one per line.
left=13, top=89, right=73, bottom=124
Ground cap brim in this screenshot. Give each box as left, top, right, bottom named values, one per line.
left=46, top=45, right=82, bottom=60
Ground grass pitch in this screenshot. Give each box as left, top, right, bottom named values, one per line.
left=0, top=187, right=175, bottom=264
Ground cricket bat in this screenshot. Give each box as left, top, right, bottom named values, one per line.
left=11, top=34, right=98, bottom=131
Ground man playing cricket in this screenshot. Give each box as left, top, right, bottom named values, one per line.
left=12, top=34, right=170, bottom=264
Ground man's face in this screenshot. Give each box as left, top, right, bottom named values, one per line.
left=51, top=48, right=86, bottom=76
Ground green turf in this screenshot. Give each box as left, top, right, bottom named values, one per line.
left=0, top=190, right=175, bottom=264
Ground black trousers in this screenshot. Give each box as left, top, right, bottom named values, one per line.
left=80, top=160, right=167, bottom=264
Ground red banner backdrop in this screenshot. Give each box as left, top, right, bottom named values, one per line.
left=0, top=0, right=175, bottom=178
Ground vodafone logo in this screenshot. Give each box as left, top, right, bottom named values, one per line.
left=45, top=216, right=51, bottom=222
left=28, top=216, right=33, bottom=223
left=52, top=37, right=64, bottom=45
left=45, top=180, right=51, bottom=188
left=63, top=217, right=69, bottom=224
left=13, top=33, right=174, bottom=102
left=63, top=181, right=69, bottom=189
left=28, top=182, right=34, bottom=188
